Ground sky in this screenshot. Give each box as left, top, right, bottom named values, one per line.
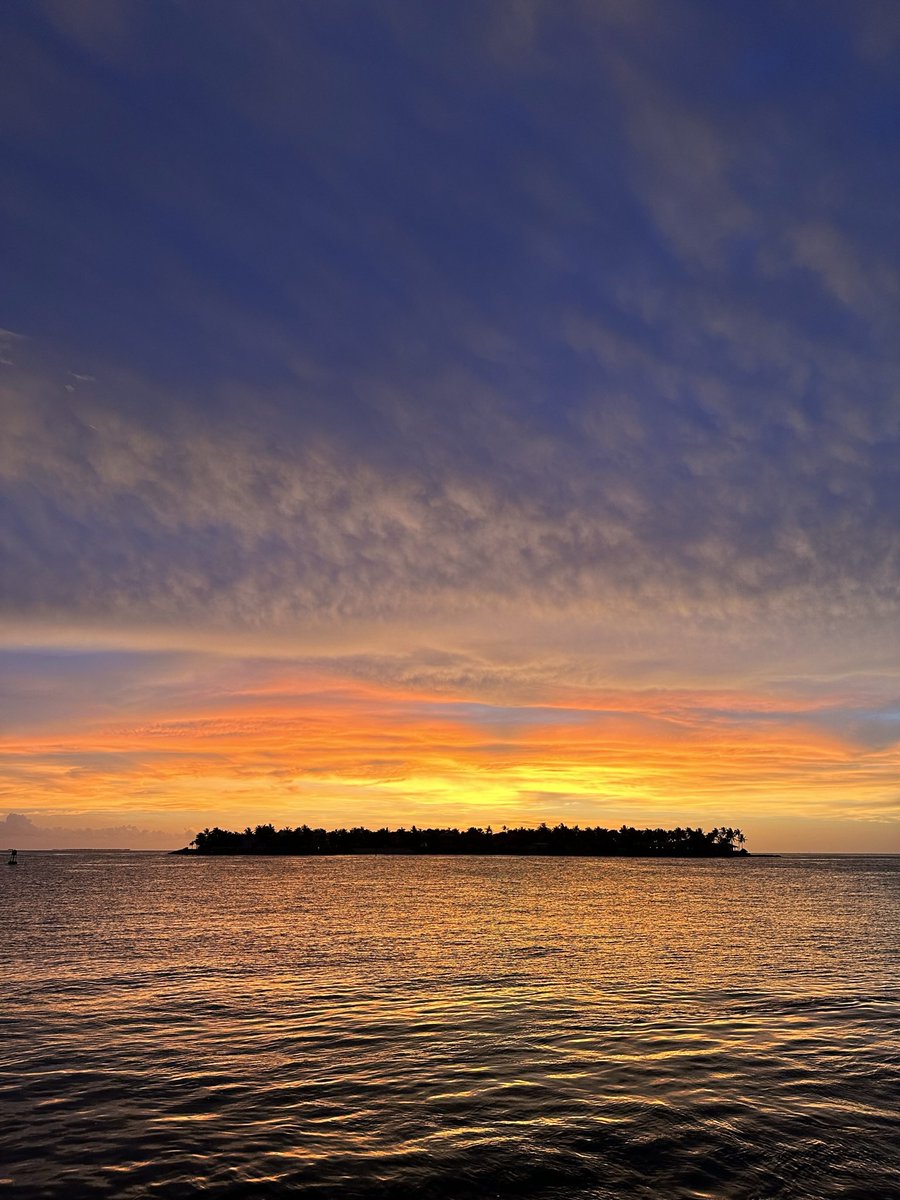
left=2, top=0, right=900, bottom=851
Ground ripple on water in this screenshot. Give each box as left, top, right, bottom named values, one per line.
left=3, top=853, right=900, bottom=1198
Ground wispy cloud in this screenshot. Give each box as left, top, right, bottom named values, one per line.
left=3, top=349, right=900, bottom=644
left=1, top=1, right=899, bottom=847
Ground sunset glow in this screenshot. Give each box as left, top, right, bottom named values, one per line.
left=3, top=650, right=898, bottom=849
left=2, top=2, right=900, bottom=851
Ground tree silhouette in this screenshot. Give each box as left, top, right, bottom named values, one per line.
left=180, top=821, right=749, bottom=857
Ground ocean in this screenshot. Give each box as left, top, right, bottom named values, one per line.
left=3, top=852, right=899, bottom=1198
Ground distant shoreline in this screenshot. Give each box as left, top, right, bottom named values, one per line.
left=173, top=847, right=769, bottom=858
left=174, top=822, right=751, bottom=858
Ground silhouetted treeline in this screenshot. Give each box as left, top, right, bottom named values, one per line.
left=179, top=823, right=748, bottom=856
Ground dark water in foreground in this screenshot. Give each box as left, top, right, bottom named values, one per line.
left=3, top=854, right=899, bottom=1199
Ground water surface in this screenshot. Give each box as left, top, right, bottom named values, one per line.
left=4, top=853, right=899, bottom=1197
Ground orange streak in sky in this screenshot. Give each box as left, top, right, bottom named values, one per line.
left=3, top=675, right=898, bottom=834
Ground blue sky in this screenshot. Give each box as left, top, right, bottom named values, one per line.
left=2, top=1, right=900, bottom=849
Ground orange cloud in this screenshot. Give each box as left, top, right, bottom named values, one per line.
left=4, top=670, right=899, bottom=850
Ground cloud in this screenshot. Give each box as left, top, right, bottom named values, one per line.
left=2, top=645, right=898, bottom=843
left=2, top=1, right=899, bottom=847
left=0, top=810, right=183, bottom=850
left=3, top=341, right=900, bottom=665
left=0, top=327, right=27, bottom=367
left=3, top=0, right=898, bottom=653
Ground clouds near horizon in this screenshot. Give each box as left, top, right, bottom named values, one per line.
left=0, top=810, right=185, bottom=851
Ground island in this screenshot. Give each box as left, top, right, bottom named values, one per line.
left=174, top=823, right=749, bottom=857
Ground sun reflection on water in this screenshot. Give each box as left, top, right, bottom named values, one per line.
left=3, top=853, right=899, bottom=1198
